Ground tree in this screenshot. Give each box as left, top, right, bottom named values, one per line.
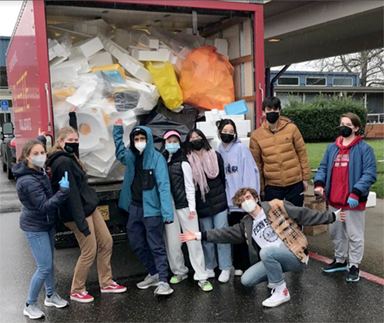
left=312, top=48, right=384, bottom=87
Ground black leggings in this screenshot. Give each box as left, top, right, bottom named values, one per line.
left=228, top=211, right=251, bottom=271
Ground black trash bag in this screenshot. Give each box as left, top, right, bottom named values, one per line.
left=138, top=100, right=199, bottom=150
left=114, top=91, right=141, bottom=112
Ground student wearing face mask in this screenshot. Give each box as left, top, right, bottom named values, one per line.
left=12, top=140, right=70, bottom=319
left=161, top=130, right=213, bottom=292
left=179, top=187, right=347, bottom=308
left=113, top=119, right=174, bottom=296
left=47, top=115, right=126, bottom=304
left=314, top=112, right=376, bottom=282
left=250, top=97, right=310, bottom=206
left=216, top=119, right=260, bottom=276
left=185, top=129, right=232, bottom=283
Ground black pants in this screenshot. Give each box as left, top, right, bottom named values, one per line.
left=264, top=181, right=304, bottom=207
left=228, top=211, right=251, bottom=272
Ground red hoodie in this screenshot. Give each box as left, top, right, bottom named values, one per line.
left=328, top=135, right=366, bottom=211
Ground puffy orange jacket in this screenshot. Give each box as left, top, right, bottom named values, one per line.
left=250, top=117, right=310, bottom=193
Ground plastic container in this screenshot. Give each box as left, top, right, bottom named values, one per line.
left=92, top=64, right=126, bottom=83
left=224, top=100, right=249, bottom=115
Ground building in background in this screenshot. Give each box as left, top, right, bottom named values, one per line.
left=270, top=70, right=384, bottom=126
left=0, top=36, right=13, bottom=129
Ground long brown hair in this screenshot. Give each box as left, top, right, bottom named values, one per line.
left=18, top=140, right=46, bottom=163
left=48, top=126, right=87, bottom=173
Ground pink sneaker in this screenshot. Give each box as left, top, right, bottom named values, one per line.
left=70, top=291, right=94, bottom=303
left=100, top=281, right=127, bottom=293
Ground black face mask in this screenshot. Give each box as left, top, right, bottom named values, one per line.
left=64, top=142, right=79, bottom=157
left=339, top=126, right=353, bottom=138
left=190, top=139, right=204, bottom=151
left=266, top=112, right=280, bottom=124
left=220, top=134, right=235, bottom=143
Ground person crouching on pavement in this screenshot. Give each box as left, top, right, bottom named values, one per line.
left=13, top=140, right=70, bottom=319
left=179, top=187, right=346, bottom=308
left=162, top=130, right=213, bottom=292
left=113, top=119, right=174, bottom=296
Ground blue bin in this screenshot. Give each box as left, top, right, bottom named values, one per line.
left=224, top=99, right=249, bottom=115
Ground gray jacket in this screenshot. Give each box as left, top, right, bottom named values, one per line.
left=204, top=201, right=336, bottom=266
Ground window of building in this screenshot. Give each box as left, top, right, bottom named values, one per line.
left=277, top=77, right=299, bottom=86
left=333, top=77, right=353, bottom=87
left=306, top=77, right=326, bottom=86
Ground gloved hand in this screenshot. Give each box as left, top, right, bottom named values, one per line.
left=347, top=196, right=359, bottom=208
left=59, top=171, right=69, bottom=188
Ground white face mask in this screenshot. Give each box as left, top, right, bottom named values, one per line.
left=135, top=142, right=146, bottom=153
left=241, top=199, right=257, bottom=213
left=30, top=154, right=46, bottom=168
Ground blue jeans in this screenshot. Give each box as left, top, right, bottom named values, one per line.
left=24, top=228, right=56, bottom=304
left=199, top=210, right=232, bottom=271
left=241, top=247, right=306, bottom=288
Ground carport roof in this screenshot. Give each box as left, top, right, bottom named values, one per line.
left=264, top=1, right=384, bottom=67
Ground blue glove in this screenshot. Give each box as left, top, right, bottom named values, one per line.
left=59, top=171, right=69, bottom=188
left=347, top=197, right=358, bottom=208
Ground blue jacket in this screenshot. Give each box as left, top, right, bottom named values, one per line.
left=113, top=125, right=173, bottom=222
left=12, top=161, right=69, bottom=232
left=218, top=139, right=260, bottom=212
left=314, top=139, right=376, bottom=202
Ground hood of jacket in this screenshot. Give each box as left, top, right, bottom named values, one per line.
left=218, top=138, right=242, bottom=153
left=46, top=150, right=74, bottom=168
left=12, top=161, right=44, bottom=180
left=335, top=134, right=363, bottom=150
left=129, top=126, right=156, bottom=163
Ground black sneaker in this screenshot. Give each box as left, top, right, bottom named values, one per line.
left=347, top=266, right=360, bottom=282
left=322, top=259, right=348, bottom=273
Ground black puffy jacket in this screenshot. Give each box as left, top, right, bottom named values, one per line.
left=194, top=152, right=228, bottom=217
left=46, top=151, right=99, bottom=236
left=163, top=149, right=189, bottom=210
left=12, top=161, right=69, bottom=232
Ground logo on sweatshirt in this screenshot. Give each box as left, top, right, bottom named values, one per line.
left=225, top=163, right=238, bottom=174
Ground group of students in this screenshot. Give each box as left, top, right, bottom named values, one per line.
left=14, top=96, right=376, bottom=319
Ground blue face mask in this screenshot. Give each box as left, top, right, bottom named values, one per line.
left=165, top=143, right=180, bottom=154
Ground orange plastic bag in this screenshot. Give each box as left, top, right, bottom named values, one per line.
left=179, top=46, right=235, bottom=110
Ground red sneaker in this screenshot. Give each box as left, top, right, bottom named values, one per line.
left=100, top=281, right=127, bottom=293
left=70, top=291, right=94, bottom=303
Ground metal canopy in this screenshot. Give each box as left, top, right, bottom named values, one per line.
left=264, top=1, right=384, bottom=67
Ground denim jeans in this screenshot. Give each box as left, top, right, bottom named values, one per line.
left=24, top=228, right=56, bottom=304
left=241, top=247, right=306, bottom=288
left=199, top=210, right=232, bottom=271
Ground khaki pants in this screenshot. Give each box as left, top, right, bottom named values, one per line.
left=65, top=209, right=114, bottom=293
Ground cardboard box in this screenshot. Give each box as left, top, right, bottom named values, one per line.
left=303, top=195, right=328, bottom=236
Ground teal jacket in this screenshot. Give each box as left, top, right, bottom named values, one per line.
left=113, top=125, right=173, bottom=222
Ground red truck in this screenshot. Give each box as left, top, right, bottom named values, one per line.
left=6, top=0, right=265, bottom=246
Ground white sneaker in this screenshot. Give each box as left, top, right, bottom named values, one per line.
left=154, top=282, right=174, bottom=296
left=23, top=304, right=45, bottom=319
left=234, top=269, right=243, bottom=276
left=137, top=273, right=160, bottom=290
left=218, top=269, right=231, bottom=283
left=262, top=287, right=291, bottom=307
left=206, top=269, right=215, bottom=278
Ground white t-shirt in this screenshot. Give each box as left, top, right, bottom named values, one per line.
left=251, top=209, right=288, bottom=250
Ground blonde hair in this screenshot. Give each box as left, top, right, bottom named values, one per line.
left=49, top=126, right=86, bottom=172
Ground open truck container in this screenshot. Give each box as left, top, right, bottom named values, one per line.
left=6, top=0, right=265, bottom=246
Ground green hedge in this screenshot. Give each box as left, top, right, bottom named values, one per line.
left=280, top=95, right=367, bottom=142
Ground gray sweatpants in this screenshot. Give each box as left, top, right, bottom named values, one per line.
left=164, top=206, right=208, bottom=281
left=329, top=205, right=365, bottom=267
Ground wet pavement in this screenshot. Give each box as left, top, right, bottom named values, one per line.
left=1, top=171, right=383, bottom=322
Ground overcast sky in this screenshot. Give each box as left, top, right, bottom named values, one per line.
left=0, top=1, right=23, bottom=37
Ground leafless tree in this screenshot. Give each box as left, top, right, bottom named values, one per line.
left=312, top=48, right=384, bottom=87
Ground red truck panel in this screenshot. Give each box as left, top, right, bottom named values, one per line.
left=6, top=1, right=52, bottom=158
